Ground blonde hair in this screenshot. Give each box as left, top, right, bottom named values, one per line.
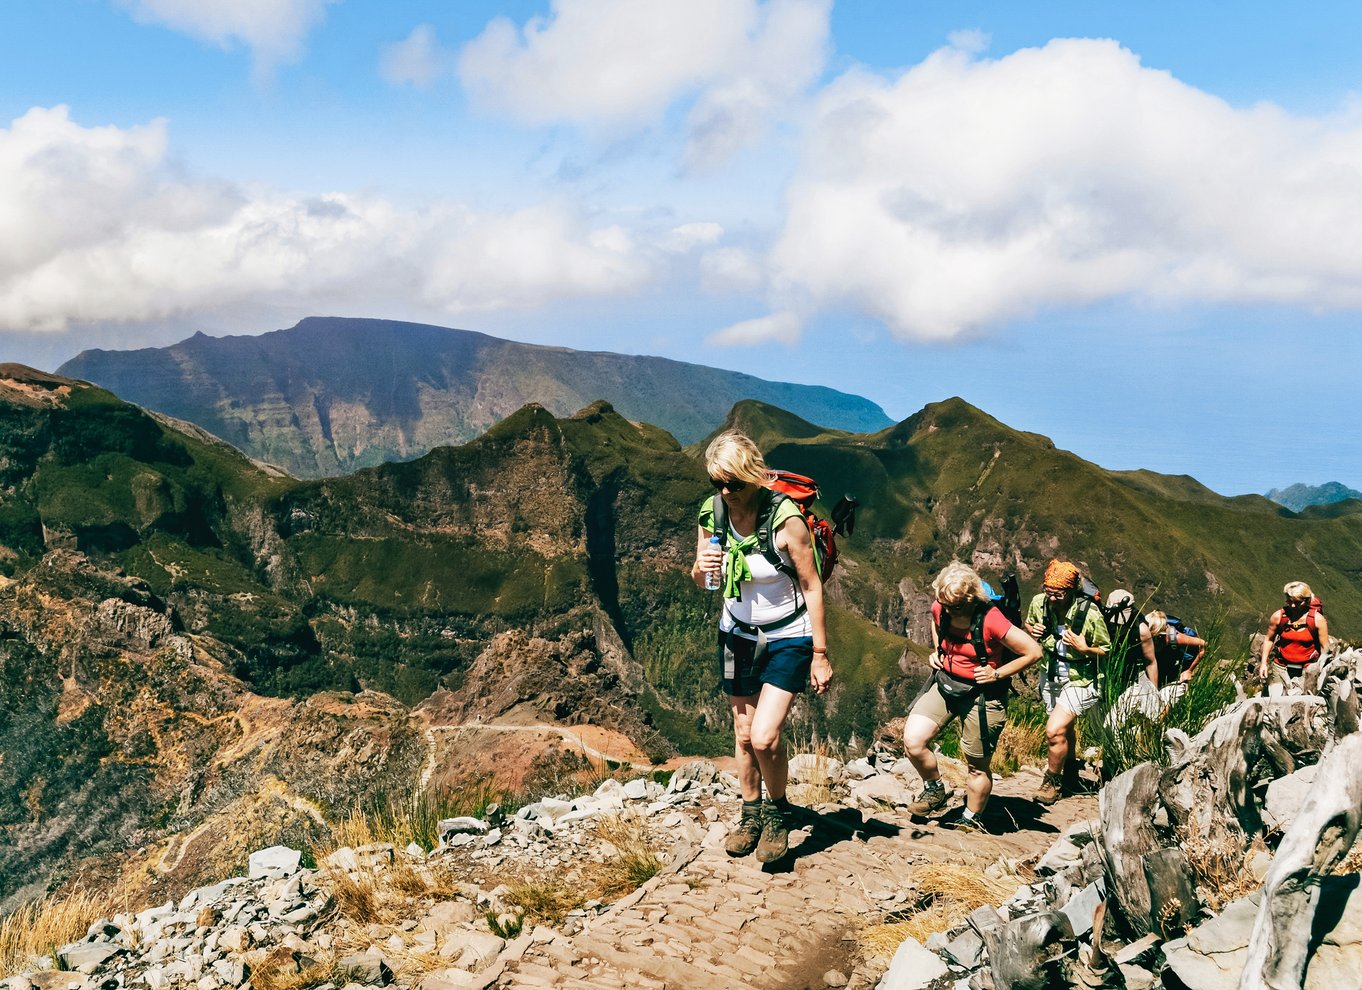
left=1145, top=610, right=1168, bottom=637
left=1283, top=581, right=1313, bottom=600
left=932, top=561, right=989, bottom=608
left=703, top=430, right=771, bottom=487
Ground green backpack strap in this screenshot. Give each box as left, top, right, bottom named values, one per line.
left=755, top=491, right=795, bottom=579
left=710, top=494, right=729, bottom=550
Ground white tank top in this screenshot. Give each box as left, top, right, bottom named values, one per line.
left=719, top=520, right=812, bottom=641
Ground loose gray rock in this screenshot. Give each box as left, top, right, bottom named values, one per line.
left=336, top=954, right=391, bottom=986
left=247, top=847, right=301, bottom=881
left=876, top=936, right=948, bottom=990
left=57, top=943, right=123, bottom=974
left=1262, top=763, right=1321, bottom=834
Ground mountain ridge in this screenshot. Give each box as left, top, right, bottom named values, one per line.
left=57, top=317, right=893, bottom=478
left=1267, top=480, right=1362, bottom=512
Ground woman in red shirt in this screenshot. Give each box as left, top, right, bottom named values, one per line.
left=1258, top=581, right=1329, bottom=695
left=904, top=562, right=1041, bottom=830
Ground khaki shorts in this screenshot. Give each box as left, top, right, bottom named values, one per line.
left=910, top=681, right=1007, bottom=761
left=1267, top=662, right=1306, bottom=697
left=1039, top=671, right=1100, bottom=716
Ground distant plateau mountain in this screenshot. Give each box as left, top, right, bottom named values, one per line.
left=57, top=317, right=893, bottom=478
left=1266, top=481, right=1362, bottom=513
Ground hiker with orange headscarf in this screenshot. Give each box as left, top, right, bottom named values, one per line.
left=1024, top=560, right=1110, bottom=805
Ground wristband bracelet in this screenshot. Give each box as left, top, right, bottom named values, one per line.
left=813, top=648, right=828, bottom=654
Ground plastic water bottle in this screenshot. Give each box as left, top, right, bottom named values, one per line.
left=705, top=536, right=722, bottom=591
left=1055, top=623, right=1068, bottom=659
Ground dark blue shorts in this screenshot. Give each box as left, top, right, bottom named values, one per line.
left=718, top=630, right=813, bottom=696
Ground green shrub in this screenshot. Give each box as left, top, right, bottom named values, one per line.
left=1081, top=618, right=1241, bottom=779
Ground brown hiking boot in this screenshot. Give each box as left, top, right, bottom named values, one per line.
left=755, top=801, right=790, bottom=864
left=725, top=803, right=764, bottom=857
left=1035, top=770, right=1063, bottom=806
left=907, top=779, right=950, bottom=816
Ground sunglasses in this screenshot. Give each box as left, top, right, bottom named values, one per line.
left=709, top=476, right=748, bottom=492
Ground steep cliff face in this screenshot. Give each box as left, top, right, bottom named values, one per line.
left=57, top=317, right=894, bottom=478
left=0, top=549, right=425, bottom=908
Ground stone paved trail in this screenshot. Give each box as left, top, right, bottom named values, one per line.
left=486, top=767, right=1099, bottom=990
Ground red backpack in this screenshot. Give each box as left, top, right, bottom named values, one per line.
left=1274, top=597, right=1325, bottom=663
left=712, top=470, right=857, bottom=583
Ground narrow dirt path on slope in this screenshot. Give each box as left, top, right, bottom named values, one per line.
left=417, top=718, right=659, bottom=792
left=484, top=767, right=1099, bottom=990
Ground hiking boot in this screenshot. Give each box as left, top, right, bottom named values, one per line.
left=725, top=802, right=764, bottom=857
left=755, top=800, right=791, bottom=864
left=1035, top=770, right=1063, bottom=806
left=907, top=779, right=950, bottom=816
left=952, top=814, right=987, bottom=834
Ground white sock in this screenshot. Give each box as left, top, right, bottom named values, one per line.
left=962, top=809, right=978, bottom=821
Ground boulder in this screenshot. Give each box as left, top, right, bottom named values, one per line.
left=980, top=912, right=1072, bottom=990
left=1098, top=763, right=1162, bottom=935
left=845, top=758, right=877, bottom=780
left=337, top=953, right=392, bottom=986
left=1262, top=764, right=1320, bottom=834
left=847, top=775, right=917, bottom=810
left=1242, top=732, right=1362, bottom=988
left=875, top=936, right=948, bottom=990
left=56, top=942, right=123, bottom=974
left=247, top=847, right=301, bottom=881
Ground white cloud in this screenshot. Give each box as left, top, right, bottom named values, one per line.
left=380, top=24, right=451, bottom=89
left=947, top=29, right=990, bottom=55
left=700, top=247, right=764, bottom=294
left=682, top=0, right=831, bottom=170
left=769, top=39, right=1362, bottom=340
left=707, top=311, right=802, bottom=347
left=458, top=0, right=831, bottom=165
left=663, top=222, right=725, bottom=252
left=0, top=106, right=654, bottom=332
left=115, top=0, right=337, bottom=74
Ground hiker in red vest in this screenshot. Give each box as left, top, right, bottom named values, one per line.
left=1259, top=582, right=1329, bottom=695
left=692, top=429, right=831, bottom=863
left=903, top=562, right=1042, bottom=832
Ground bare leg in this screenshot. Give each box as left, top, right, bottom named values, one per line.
left=748, top=684, right=796, bottom=800
left=903, top=713, right=943, bottom=782
left=963, top=754, right=994, bottom=813
left=1046, top=706, right=1078, bottom=775
left=729, top=694, right=761, bottom=802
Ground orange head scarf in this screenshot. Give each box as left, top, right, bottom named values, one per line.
left=1043, top=560, right=1080, bottom=591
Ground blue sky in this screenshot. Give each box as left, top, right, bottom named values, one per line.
left=2, top=1, right=1361, bottom=495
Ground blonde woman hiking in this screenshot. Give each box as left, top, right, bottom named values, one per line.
left=693, top=430, right=831, bottom=863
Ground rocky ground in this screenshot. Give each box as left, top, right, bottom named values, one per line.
left=0, top=753, right=1098, bottom=990
left=15, top=653, right=1360, bottom=990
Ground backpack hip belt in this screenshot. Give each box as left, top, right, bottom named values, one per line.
left=725, top=601, right=809, bottom=636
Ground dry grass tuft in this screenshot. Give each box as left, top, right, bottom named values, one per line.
left=317, top=779, right=507, bottom=860
left=388, top=862, right=433, bottom=896
left=856, top=861, right=1018, bottom=964
left=858, top=902, right=960, bottom=957
left=0, top=889, right=123, bottom=978
left=251, top=956, right=341, bottom=990
left=1332, top=834, right=1362, bottom=876
left=504, top=880, right=587, bottom=929
left=324, top=868, right=385, bottom=924
left=1179, top=819, right=1263, bottom=913
left=992, top=719, right=1047, bottom=777
left=589, top=812, right=662, bottom=898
